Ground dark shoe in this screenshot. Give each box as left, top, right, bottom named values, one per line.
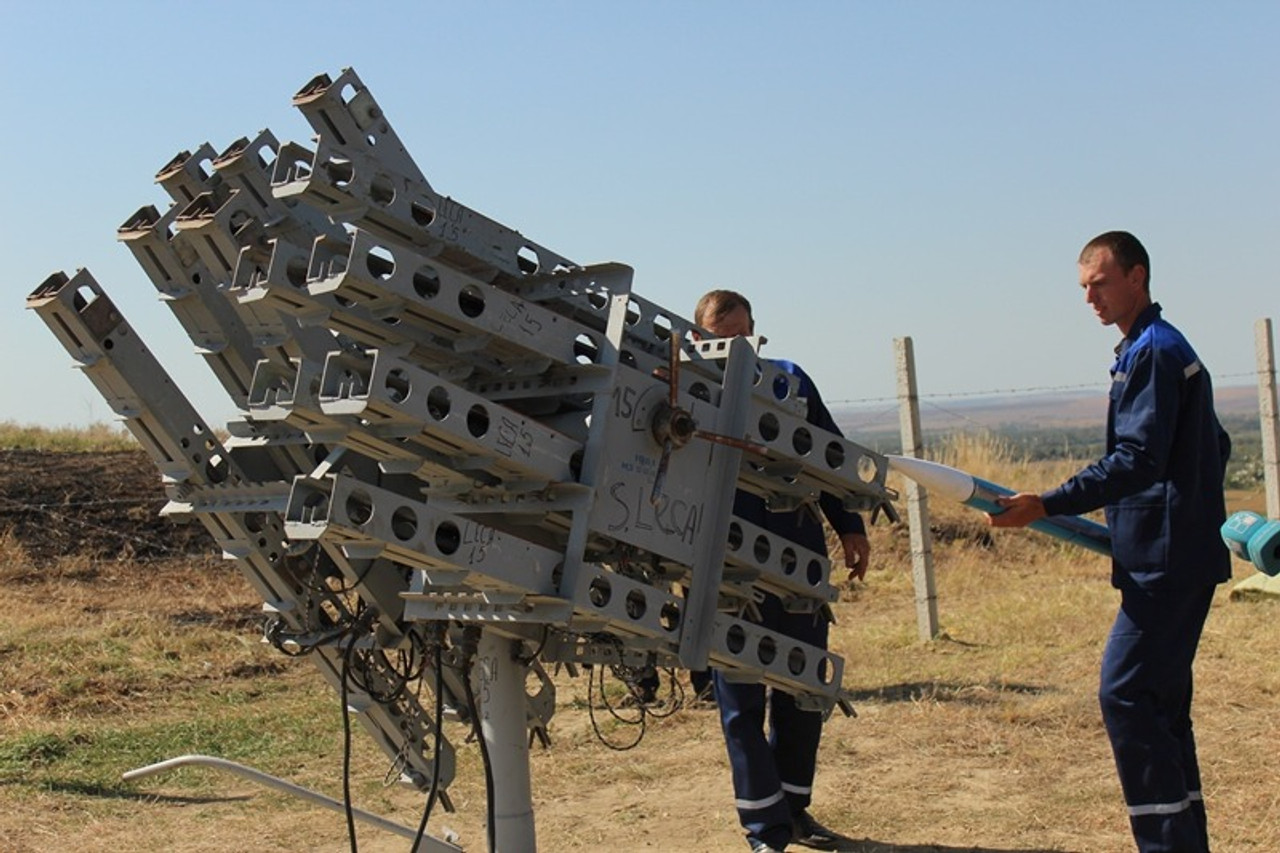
left=792, top=810, right=840, bottom=850
left=749, top=840, right=786, bottom=853
left=690, top=669, right=714, bottom=697
left=620, top=692, right=662, bottom=709
left=688, top=685, right=716, bottom=709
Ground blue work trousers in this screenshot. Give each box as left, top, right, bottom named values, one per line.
left=1100, top=583, right=1216, bottom=853
left=714, top=599, right=827, bottom=850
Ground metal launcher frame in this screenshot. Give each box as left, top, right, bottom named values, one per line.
left=27, top=68, right=897, bottom=851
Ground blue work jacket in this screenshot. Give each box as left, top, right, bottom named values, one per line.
left=1041, top=303, right=1231, bottom=590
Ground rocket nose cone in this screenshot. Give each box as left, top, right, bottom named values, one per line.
left=885, top=455, right=977, bottom=503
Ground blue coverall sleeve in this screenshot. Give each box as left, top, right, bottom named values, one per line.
left=1042, top=344, right=1179, bottom=517
left=1216, top=418, right=1232, bottom=470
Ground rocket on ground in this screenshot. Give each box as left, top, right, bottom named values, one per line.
left=1220, top=511, right=1280, bottom=576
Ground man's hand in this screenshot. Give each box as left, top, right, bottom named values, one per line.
left=986, top=493, right=1048, bottom=528
left=840, top=532, right=871, bottom=582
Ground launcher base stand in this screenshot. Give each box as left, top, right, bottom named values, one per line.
left=475, top=629, right=537, bottom=852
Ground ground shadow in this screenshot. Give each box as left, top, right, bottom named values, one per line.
left=6, top=777, right=250, bottom=805
left=844, top=680, right=1054, bottom=705
left=830, top=841, right=1077, bottom=853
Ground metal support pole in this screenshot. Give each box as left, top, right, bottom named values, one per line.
left=1256, top=318, right=1279, bottom=519
left=475, top=629, right=537, bottom=852
left=894, top=336, right=940, bottom=640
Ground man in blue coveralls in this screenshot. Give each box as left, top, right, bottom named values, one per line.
left=988, top=231, right=1231, bottom=852
left=694, top=289, right=870, bottom=853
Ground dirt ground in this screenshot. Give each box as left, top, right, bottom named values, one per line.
left=0, top=449, right=211, bottom=563
left=2, top=450, right=1277, bottom=853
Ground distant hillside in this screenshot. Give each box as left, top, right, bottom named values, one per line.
left=837, top=384, right=1267, bottom=492
left=837, top=383, right=1262, bottom=439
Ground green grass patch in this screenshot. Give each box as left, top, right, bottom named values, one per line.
left=1, top=702, right=339, bottom=793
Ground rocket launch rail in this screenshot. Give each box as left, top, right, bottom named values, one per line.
left=26, top=68, right=898, bottom=851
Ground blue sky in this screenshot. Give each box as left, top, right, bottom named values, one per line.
left=3, top=1, right=1276, bottom=429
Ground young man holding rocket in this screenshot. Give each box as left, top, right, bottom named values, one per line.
left=989, top=231, right=1231, bottom=853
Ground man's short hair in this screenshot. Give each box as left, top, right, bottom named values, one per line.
left=694, top=289, right=754, bottom=329
left=1081, top=231, right=1151, bottom=289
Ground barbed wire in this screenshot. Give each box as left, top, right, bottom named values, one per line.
left=0, top=495, right=159, bottom=510
left=838, top=401, right=1004, bottom=436
left=0, top=493, right=192, bottom=560
left=826, top=379, right=1109, bottom=407
left=0, top=368, right=1266, bottom=544
left=918, top=400, right=1019, bottom=433
left=826, top=369, right=1264, bottom=409
left=0, top=546, right=220, bottom=569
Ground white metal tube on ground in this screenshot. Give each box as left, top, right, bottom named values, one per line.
left=122, top=754, right=460, bottom=851
left=475, top=629, right=537, bottom=852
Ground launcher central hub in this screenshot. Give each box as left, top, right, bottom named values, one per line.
left=650, top=402, right=696, bottom=449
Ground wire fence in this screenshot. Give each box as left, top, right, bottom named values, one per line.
left=0, top=491, right=212, bottom=565
left=831, top=369, right=1266, bottom=436
left=0, top=369, right=1269, bottom=561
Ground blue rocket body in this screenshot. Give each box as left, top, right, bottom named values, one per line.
left=886, top=455, right=1112, bottom=556
left=969, top=477, right=1112, bottom=557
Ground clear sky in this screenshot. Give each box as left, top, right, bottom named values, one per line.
left=3, top=1, right=1276, bottom=430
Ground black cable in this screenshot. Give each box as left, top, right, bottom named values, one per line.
left=460, top=631, right=498, bottom=852
left=411, top=630, right=446, bottom=853
left=324, top=553, right=384, bottom=594
left=603, top=665, right=650, bottom=723
left=345, top=646, right=408, bottom=705
left=636, top=666, right=685, bottom=720
left=341, top=633, right=360, bottom=853
left=336, top=607, right=378, bottom=853
left=586, top=661, right=646, bottom=751
left=515, top=625, right=551, bottom=666
left=264, top=616, right=351, bottom=657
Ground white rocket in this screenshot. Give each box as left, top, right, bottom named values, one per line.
left=886, top=454, right=1112, bottom=556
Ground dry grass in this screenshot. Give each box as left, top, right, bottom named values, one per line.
left=0, top=421, right=138, bottom=453
left=1, top=438, right=1277, bottom=852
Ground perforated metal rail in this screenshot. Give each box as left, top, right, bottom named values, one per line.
left=28, top=67, right=898, bottom=849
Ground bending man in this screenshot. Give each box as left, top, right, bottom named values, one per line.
left=696, top=289, right=868, bottom=853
